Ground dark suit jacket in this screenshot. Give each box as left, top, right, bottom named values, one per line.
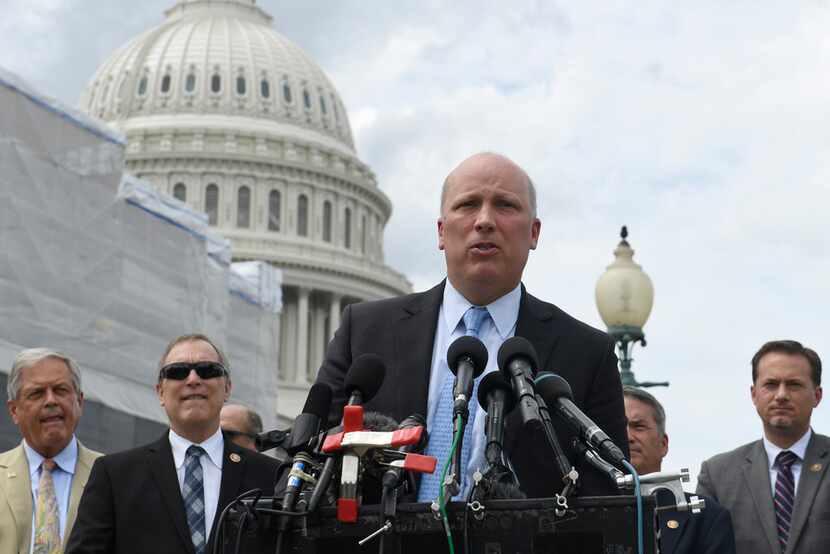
left=315, top=281, right=628, bottom=497
left=697, top=432, right=830, bottom=554
left=655, top=490, right=735, bottom=554
left=65, top=431, right=280, bottom=554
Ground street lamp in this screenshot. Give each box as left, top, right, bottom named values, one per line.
left=595, top=226, right=667, bottom=388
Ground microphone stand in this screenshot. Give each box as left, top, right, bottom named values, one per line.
left=536, top=393, right=578, bottom=497
left=446, top=408, right=468, bottom=500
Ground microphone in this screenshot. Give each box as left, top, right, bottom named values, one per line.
left=276, top=383, right=332, bottom=554
left=476, top=371, right=516, bottom=468
left=447, top=336, right=488, bottom=416
left=496, top=337, right=543, bottom=431
left=381, top=413, right=428, bottom=492
left=345, top=353, right=386, bottom=406
left=534, top=372, right=626, bottom=467
left=255, top=429, right=288, bottom=452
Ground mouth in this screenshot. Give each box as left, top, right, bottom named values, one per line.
left=40, top=414, right=64, bottom=425
left=469, top=241, right=499, bottom=254
left=182, top=394, right=208, bottom=402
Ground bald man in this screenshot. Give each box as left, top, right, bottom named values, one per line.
left=315, top=152, right=627, bottom=500
left=220, top=404, right=262, bottom=451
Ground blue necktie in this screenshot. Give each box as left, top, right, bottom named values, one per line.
left=774, top=450, right=798, bottom=552
left=418, top=306, right=490, bottom=502
left=183, top=445, right=207, bottom=554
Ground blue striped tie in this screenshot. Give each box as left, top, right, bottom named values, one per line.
left=774, top=450, right=798, bottom=552
left=418, top=306, right=490, bottom=502
left=183, top=445, right=207, bottom=554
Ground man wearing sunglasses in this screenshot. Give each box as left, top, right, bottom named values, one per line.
left=66, top=334, right=280, bottom=554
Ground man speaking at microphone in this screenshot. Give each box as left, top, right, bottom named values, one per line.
left=316, top=152, right=628, bottom=499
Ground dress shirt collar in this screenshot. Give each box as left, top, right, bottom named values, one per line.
left=442, top=280, right=521, bottom=339
left=23, top=435, right=78, bottom=477
left=763, top=427, right=812, bottom=469
left=169, top=426, right=225, bottom=470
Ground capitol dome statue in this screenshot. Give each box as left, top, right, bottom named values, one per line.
left=80, top=0, right=411, bottom=422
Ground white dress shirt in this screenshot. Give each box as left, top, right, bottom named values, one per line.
left=168, top=427, right=224, bottom=536
left=426, top=279, right=521, bottom=497
left=25, top=436, right=78, bottom=552
left=763, top=428, right=812, bottom=497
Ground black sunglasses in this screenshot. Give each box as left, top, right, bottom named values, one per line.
left=159, top=361, right=227, bottom=381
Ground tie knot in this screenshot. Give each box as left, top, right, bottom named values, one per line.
left=186, top=445, right=206, bottom=460
left=776, top=450, right=799, bottom=469
left=463, top=306, right=490, bottom=338
left=41, top=459, right=56, bottom=472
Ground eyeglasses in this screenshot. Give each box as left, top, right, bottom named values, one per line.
left=223, top=429, right=257, bottom=441
left=159, top=361, right=227, bottom=381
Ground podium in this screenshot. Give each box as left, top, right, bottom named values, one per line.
left=224, top=496, right=657, bottom=554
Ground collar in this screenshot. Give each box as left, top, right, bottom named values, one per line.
left=168, top=426, right=224, bottom=470
left=24, top=436, right=78, bottom=477
left=763, top=428, right=812, bottom=469
left=442, top=279, right=521, bottom=339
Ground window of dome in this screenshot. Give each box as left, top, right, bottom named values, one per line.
left=237, top=186, right=251, bottom=228
left=160, top=74, right=171, bottom=94
left=319, top=95, right=327, bottom=115
left=211, top=73, right=221, bottom=94
left=344, top=207, right=352, bottom=249
left=236, top=76, right=246, bottom=96
left=137, top=76, right=148, bottom=97
left=185, top=73, right=196, bottom=93
left=297, top=194, right=309, bottom=237
left=303, top=88, right=311, bottom=110
left=331, top=94, right=339, bottom=123
left=117, top=76, right=128, bottom=100
left=173, top=183, right=186, bottom=202
left=322, top=200, right=332, bottom=242
left=361, top=215, right=367, bottom=254
left=261, top=79, right=270, bottom=99
left=268, top=190, right=281, bottom=231
left=205, top=184, right=219, bottom=226
left=282, top=81, right=293, bottom=103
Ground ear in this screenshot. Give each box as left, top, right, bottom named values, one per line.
left=76, top=391, right=84, bottom=411
left=529, top=218, right=541, bottom=250
left=7, top=400, right=19, bottom=426
left=155, top=382, right=165, bottom=407
left=815, top=386, right=823, bottom=407
left=437, top=217, right=445, bottom=250
left=660, top=432, right=669, bottom=458
left=223, top=377, right=232, bottom=402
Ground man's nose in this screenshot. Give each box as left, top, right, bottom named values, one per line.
left=474, top=203, right=495, bottom=231
left=185, top=369, right=202, bottom=384
left=774, top=383, right=790, bottom=400
left=44, top=388, right=57, bottom=405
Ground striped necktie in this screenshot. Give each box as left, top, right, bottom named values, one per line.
left=418, top=306, right=490, bottom=502
left=183, top=445, right=207, bottom=554
left=774, top=450, right=799, bottom=552
left=33, top=459, right=61, bottom=554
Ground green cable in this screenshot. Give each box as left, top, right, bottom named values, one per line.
left=437, top=414, right=463, bottom=554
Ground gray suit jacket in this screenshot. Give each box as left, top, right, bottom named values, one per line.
left=697, top=432, right=830, bottom=554
left=0, top=439, right=101, bottom=554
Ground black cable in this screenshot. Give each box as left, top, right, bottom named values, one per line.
left=232, top=511, right=247, bottom=554
left=211, top=489, right=263, bottom=554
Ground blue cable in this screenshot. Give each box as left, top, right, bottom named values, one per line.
left=620, top=459, right=643, bottom=554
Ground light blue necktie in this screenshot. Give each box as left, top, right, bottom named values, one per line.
left=418, top=306, right=490, bottom=502
left=183, top=445, right=207, bottom=554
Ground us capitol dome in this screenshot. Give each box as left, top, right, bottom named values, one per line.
left=80, top=0, right=411, bottom=422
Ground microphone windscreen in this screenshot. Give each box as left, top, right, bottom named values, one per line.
left=534, top=372, right=574, bottom=403
left=497, top=336, right=540, bottom=373
left=477, top=371, right=517, bottom=414
left=360, top=411, right=398, bottom=432
left=302, top=383, right=333, bottom=420
left=344, top=353, right=386, bottom=402
left=447, top=336, right=488, bottom=377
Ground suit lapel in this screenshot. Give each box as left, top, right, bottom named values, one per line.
left=63, top=441, right=99, bottom=550
left=742, top=441, right=779, bottom=554
left=654, top=490, right=690, bottom=554
left=0, top=444, right=33, bottom=554
left=393, top=282, right=444, bottom=418
left=515, top=287, right=559, bottom=373
left=786, top=433, right=829, bottom=554
left=147, top=433, right=196, bottom=554
left=214, top=438, right=244, bottom=536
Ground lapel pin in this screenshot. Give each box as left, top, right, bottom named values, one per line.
left=810, top=463, right=822, bottom=472
left=229, top=453, right=241, bottom=463
left=666, top=520, right=680, bottom=529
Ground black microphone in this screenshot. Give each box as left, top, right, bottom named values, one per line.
left=278, top=384, right=331, bottom=530
left=497, top=337, right=543, bottom=431
left=344, top=353, right=386, bottom=406
left=476, top=371, right=516, bottom=468
left=447, top=335, right=488, bottom=417
left=255, top=429, right=288, bottom=452
left=381, top=413, right=428, bottom=491
left=534, top=372, right=626, bottom=467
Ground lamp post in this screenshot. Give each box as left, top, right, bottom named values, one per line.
left=595, top=226, right=667, bottom=388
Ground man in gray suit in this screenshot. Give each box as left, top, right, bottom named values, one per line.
left=697, top=340, right=828, bottom=554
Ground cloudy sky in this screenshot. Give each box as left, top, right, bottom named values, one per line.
left=2, top=0, right=828, bottom=488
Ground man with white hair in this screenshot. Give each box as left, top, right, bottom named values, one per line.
left=0, top=348, right=101, bottom=554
